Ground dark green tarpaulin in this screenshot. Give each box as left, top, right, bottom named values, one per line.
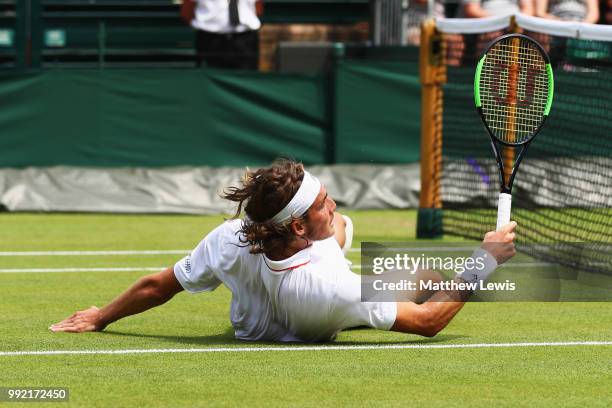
left=0, top=70, right=328, bottom=167
left=335, top=60, right=421, bottom=163
left=0, top=66, right=421, bottom=167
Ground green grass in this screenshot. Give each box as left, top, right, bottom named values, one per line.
left=1, top=211, right=611, bottom=407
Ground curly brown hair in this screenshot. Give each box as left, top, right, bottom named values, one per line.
left=222, top=159, right=307, bottom=254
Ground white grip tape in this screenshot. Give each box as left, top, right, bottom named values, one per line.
left=496, top=193, right=512, bottom=231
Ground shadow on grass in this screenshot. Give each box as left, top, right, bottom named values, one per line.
left=335, top=333, right=467, bottom=346
left=102, top=327, right=242, bottom=346
left=101, top=328, right=466, bottom=347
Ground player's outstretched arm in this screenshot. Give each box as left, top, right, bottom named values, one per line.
left=391, top=222, right=517, bottom=337
left=50, top=267, right=184, bottom=333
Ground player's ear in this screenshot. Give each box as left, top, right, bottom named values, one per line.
left=290, top=218, right=306, bottom=238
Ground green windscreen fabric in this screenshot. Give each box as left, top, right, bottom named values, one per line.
left=0, top=66, right=421, bottom=167
left=335, top=60, right=421, bottom=163
left=0, top=70, right=328, bottom=167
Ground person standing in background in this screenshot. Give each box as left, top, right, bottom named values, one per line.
left=458, top=0, right=534, bottom=17
left=535, top=0, right=599, bottom=22
left=405, top=0, right=446, bottom=45
left=181, top=0, right=262, bottom=70
left=454, top=0, right=533, bottom=66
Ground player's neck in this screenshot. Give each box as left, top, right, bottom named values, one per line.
left=265, top=237, right=311, bottom=261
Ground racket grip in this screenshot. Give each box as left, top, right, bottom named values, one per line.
left=496, top=193, right=512, bottom=231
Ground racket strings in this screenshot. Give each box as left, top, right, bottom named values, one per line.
left=479, top=38, right=549, bottom=144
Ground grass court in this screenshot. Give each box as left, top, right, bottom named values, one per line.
left=1, top=211, right=611, bottom=407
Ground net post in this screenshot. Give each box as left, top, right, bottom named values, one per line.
left=417, top=18, right=446, bottom=239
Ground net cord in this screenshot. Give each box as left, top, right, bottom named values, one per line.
left=437, top=13, right=612, bottom=42
left=436, top=14, right=513, bottom=33
left=515, top=14, right=612, bottom=42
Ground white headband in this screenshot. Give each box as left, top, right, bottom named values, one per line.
left=270, top=170, right=321, bottom=224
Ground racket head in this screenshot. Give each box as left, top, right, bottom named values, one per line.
left=474, top=34, right=554, bottom=146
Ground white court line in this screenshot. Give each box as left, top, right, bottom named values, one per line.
left=1, top=341, right=611, bottom=357
left=0, top=250, right=188, bottom=256
left=0, top=267, right=167, bottom=273
left=348, top=247, right=478, bottom=253
left=351, top=262, right=553, bottom=269
left=7, top=246, right=604, bottom=257
left=0, top=247, right=470, bottom=256
left=0, top=261, right=553, bottom=274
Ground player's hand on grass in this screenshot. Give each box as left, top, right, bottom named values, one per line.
left=481, top=221, right=517, bottom=265
left=50, top=306, right=106, bottom=333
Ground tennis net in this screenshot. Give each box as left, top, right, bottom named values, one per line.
left=418, top=14, right=612, bottom=274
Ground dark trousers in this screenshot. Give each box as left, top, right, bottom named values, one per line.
left=195, top=29, right=259, bottom=70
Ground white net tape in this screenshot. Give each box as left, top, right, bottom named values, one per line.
left=435, top=14, right=513, bottom=34
left=435, top=13, right=612, bottom=42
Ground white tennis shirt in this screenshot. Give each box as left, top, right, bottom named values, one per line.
left=174, top=219, right=397, bottom=342
left=191, top=0, right=261, bottom=33
left=174, top=219, right=296, bottom=341
left=261, top=236, right=397, bottom=342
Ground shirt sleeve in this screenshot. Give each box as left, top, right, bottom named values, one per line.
left=311, top=235, right=398, bottom=332
left=173, top=225, right=225, bottom=293
left=331, top=273, right=398, bottom=331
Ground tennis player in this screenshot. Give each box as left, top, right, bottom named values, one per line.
left=51, top=159, right=516, bottom=341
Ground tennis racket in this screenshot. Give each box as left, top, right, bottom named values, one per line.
left=474, top=34, right=554, bottom=231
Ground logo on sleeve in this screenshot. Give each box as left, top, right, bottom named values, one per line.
left=184, top=256, right=192, bottom=274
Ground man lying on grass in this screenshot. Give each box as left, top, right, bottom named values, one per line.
left=51, top=159, right=516, bottom=341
